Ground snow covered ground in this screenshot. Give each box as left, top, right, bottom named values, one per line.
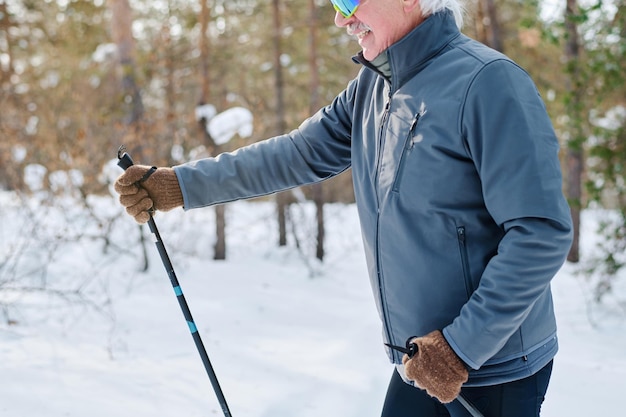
left=0, top=193, right=624, bottom=416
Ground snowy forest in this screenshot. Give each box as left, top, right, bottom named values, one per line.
left=1, top=0, right=626, bottom=416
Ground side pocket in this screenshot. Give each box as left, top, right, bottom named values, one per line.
left=457, top=226, right=474, bottom=298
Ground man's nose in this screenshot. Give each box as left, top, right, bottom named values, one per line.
left=334, top=11, right=350, bottom=27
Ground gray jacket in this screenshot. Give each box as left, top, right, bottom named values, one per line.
left=174, top=11, right=573, bottom=386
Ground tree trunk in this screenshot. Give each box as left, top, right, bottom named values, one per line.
left=214, top=204, right=226, bottom=260
left=475, top=0, right=504, bottom=52
left=0, top=1, right=14, bottom=87
left=482, top=0, right=504, bottom=52
left=272, top=0, right=288, bottom=247
left=162, top=10, right=176, bottom=158
left=108, top=0, right=143, bottom=126
left=197, top=0, right=226, bottom=260
left=308, top=0, right=324, bottom=261
left=0, top=1, right=17, bottom=190
left=199, top=0, right=211, bottom=110
left=564, top=0, right=583, bottom=263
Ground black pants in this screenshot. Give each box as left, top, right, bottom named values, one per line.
left=380, top=361, right=553, bottom=417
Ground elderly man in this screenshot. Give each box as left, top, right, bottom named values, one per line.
left=115, top=1, right=573, bottom=416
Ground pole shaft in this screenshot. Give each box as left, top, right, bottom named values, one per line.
left=148, top=219, right=233, bottom=417
left=457, top=393, right=484, bottom=417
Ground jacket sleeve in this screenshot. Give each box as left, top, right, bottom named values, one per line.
left=173, top=81, right=356, bottom=210
left=443, top=59, right=573, bottom=369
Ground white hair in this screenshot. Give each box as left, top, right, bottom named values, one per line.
left=419, top=0, right=465, bottom=28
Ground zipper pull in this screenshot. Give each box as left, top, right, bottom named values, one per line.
left=457, top=226, right=466, bottom=243
left=407, top=110, right=425, bottom=149
left=410, top=114, right=420, bottom=131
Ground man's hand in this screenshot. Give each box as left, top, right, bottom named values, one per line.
left=402, top=330, right=469, bottom=403
left=114, top=165, right=183, bottom=224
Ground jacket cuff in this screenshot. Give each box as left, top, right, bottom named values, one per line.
left=442, top=327, right=479, bottom=370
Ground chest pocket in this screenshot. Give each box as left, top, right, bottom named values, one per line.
left=392, top=110, right=425, bottom=193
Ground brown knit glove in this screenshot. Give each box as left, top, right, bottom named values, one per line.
left=114, top=165, right=183, bottom=224
left=402, top=330, right=469, bottom=403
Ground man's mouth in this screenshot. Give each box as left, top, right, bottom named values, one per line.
left=348, top=24, right=372, bottom=40
left=356, top=29, right=371, bottom=40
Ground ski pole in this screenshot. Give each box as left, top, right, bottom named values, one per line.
left=386, top=340, right=485, bottom=417
left=117, top=146, right=233, bottom=417
left=456, top=393, right=484, bottom=417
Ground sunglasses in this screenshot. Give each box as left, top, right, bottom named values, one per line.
left=330, top=0, right=360, bottom=18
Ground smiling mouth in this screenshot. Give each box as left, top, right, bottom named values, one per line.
left=348, top=24, right=372, bottom=40
left=355, top=29, right=371, bottom=40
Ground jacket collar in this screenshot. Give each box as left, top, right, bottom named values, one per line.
left=353, top=11, right=460, bottom=91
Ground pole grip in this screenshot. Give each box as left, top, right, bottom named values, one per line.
left=117, top=145, right=134, bottom=170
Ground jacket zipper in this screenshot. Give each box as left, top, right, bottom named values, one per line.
left=375, top=92, right=395, bottom=355
left=457, top=226, right=474, bottom=298
left=392, top=112, right=422, bottom=193
left=374, top=98, right=392, bottom=189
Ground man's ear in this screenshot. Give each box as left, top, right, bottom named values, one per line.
left=402, top=0, right=422, bottom=14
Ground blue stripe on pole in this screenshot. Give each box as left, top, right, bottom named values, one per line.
left=187, top=321, right=198, bottom=333
left=174, top=286, right=183, bottom=296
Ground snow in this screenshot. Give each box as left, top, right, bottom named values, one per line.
left=194, top=105, right=254, bottom=146
left=0, top=190, right=624, bottom=416
left=207, top=107, right=254, bottom=145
